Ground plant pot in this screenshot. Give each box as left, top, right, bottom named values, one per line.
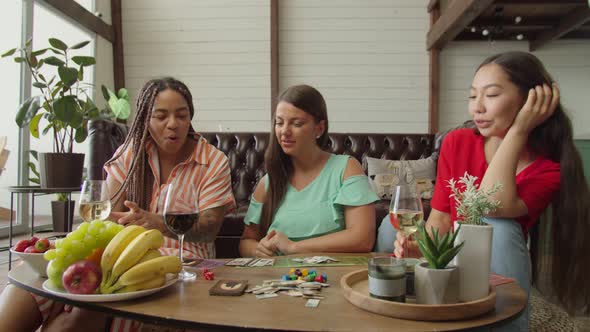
left=414, top=262, right=459, bottom=304
left=452, top=223, right=493, bottom=302
left=51, top=200, right=75, bottom=232
left=39, top=153, right=85, bottom=188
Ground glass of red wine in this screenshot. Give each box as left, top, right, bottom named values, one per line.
left=163, top=182, right=198, bottom=280
left=389, top=184, right=424, bottom=259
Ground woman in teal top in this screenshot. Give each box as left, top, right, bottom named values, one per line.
left=239, top=85, right=380, bottom=257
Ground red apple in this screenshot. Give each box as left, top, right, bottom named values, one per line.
left=14, top=240, right=31, bottom=252
left=24, top=246, right=40, bottom=253
left=35, top=238, right=51, bottom=253
left=29, top=236, right=39, bottom=245
left=62, top=260, right=102, bottom=294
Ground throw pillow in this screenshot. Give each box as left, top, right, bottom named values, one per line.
left=366, top=155, right=437, bottom=200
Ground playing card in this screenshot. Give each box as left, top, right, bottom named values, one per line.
left=225, top=258, right=254, bottom=266
left=248, top=258, right=275, bottom=267
left=255, top=293, right=279, bottom=300
left=305, top=299, right=320, bottom=308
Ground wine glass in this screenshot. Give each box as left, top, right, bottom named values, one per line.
left=163, top=182, right=198, bottom=280
left=389, top=184, right=424, bottom=258
left=78, top=180, right=112, bottom=222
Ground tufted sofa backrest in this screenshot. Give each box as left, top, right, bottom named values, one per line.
left=88, top=119, right=436, bottom=257
left=199, top=132, right=435, bottom=207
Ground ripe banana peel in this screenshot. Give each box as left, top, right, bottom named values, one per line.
left=100, top=225, right=145, bottom=292
left=107, top=255, right=181, bottom=293
left=137, top=248, right=162, bottom=264
left=115, top=275, right=166, bottom=293
left=111, top=229, right=164, bottom=276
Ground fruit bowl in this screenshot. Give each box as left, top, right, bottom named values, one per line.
left=10, top=248, right=49, bottom=277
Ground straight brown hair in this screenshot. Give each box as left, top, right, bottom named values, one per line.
left=479, top=51, right=590, bottom=314
left=259, top=85, right=328, bottom=235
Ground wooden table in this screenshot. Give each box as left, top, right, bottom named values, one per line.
left=8, top=255, right=527, bottom=331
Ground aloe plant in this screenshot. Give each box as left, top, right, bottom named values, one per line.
left=416, top=223, right=464, bottom=269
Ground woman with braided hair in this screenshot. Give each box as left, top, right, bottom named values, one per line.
left=0, top=77, right=235, bottom=332
left=105, top=77, right=235, bottom=260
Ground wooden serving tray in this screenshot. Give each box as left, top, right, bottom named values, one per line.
left=341, top=269, right=496, bottom=321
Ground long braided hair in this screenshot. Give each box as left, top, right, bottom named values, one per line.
left=105, top=77, right=196, bottom=210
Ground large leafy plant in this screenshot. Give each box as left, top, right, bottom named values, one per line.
left=416, top=223, right=464, bottom=269
left=2, top=38, right=129, bottom=153
left=448, top=172, right=502, bottom=225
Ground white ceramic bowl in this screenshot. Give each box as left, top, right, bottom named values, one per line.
left=10, top=248, right=49, bottom=277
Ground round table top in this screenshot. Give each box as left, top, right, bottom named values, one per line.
left=8, top=254, right=527, bottom=331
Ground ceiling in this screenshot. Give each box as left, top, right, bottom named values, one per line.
left=428, top=0, right=590, bottom=51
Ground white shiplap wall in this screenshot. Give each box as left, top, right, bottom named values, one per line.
left=122, top=0, right=270, bottom=132
left=279, top=0, right=430, bottom=133
left=439, top=40, right=590, bottom=139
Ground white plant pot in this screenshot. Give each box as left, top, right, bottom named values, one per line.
left=414, top=262, right=459, bottom=305
left=452, top=223, right=493, bottom=302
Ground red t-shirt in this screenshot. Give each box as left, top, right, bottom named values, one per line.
left=430, top=128, right=560, bottom=238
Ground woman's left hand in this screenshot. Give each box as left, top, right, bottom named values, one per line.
left=110, top=201, right=165, bottom=232
left=512, top=83, right=560, bottom=135
left=268, top=231, right=296, bottom=255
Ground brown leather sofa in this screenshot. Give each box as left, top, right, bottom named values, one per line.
left=88, top=119, right=436, bottom=258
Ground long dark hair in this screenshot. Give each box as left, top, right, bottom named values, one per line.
left=259, top=85, right=328, bottom=235
left=105, top=77, right=195, bottom=210
left=479, top=51, right=590, bottom=314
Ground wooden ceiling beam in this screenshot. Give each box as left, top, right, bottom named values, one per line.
left=530, top=7, right=590, bottom=51
left=474, top=17, right=556, bottom=28
left=426, top=0, right=495, bottom=50
left=40, top=0, right=114, bottom=43
left=495, top=0, right=586, bottom=4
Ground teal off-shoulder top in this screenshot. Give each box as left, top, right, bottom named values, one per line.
left=244, top=154, right=380, bottom=241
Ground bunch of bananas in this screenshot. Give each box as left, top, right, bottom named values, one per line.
left=99, top=225, right=181, bottom=294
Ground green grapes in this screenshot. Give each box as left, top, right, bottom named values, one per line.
left=45, top=219, right=123, bottom=289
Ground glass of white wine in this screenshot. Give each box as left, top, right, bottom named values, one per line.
left=389, top=184, right=424, bottom=258
left=78, top=180, right=112, bottom=222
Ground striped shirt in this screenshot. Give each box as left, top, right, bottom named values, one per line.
left=32, top=133, right=235, bottom=332
left=105, top=132, right=236, bottom=259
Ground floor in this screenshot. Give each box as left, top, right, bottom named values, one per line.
left=0, top=233, right=587, bottom=331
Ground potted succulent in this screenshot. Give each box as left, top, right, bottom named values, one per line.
left=448, top=172, right=502, bottom=302
left=414, top=223, right=464, bottom=304
left=2, top=37, right=128, bottom=188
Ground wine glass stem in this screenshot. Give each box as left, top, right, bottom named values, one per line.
left=178, top=233, right=185, bottom=266
left=402, top=234, right=406, bottom=259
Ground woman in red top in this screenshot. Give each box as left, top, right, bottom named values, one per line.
left=377, top=51, right=589, bottom=328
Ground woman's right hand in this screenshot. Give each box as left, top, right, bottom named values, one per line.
left=255, top=230, right=278, bottom=257
left=512, top=83, right=560, bottom=135
left=394, top=232, right=421, bottom=258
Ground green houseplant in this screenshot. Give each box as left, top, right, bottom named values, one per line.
left=414, top=223, right=464, bottom=304
left=448, top=172, right=502, bottom=225
left=447, top=172, right=503, bottom=302
left=2, top=37, right=128, bottom=188
left=416, top=223, right=464, bottom=270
